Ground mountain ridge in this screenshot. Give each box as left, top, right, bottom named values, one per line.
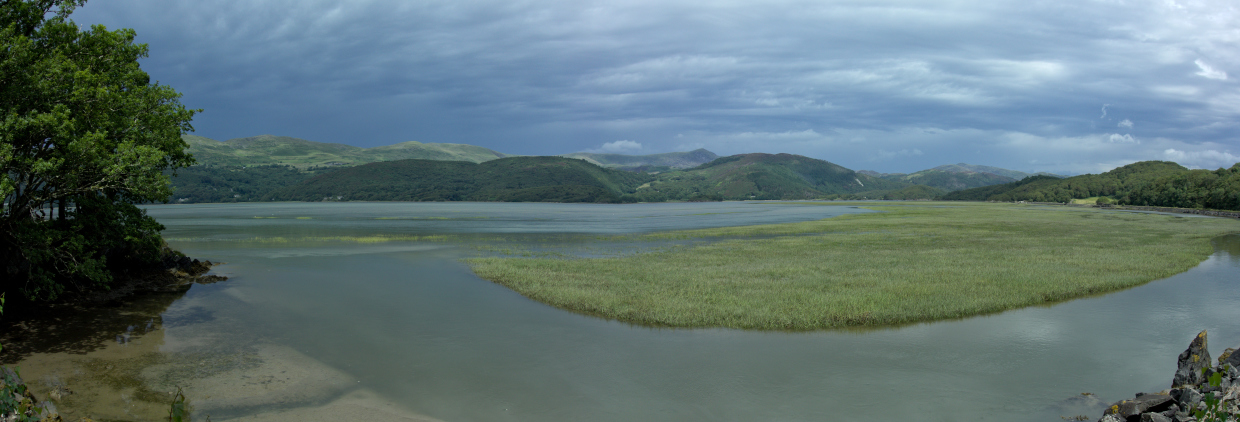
left=184, top=134, right=510, bottom=168
left=561, top=149, right=718, bottom=171
left=169, top=134, right=1085, bottom=203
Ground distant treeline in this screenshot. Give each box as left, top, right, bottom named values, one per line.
left=944, top=161, right=1240, bottom=211
left=168, top=154, right=938, bottom=204
left=266, top=156, right=648, bottom=203
left=165, top=165, right=332, bottom=203
left=167, top=155, right=1240, bottom=209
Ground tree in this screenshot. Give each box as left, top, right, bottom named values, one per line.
left=1, top=0, right=197, bottom=300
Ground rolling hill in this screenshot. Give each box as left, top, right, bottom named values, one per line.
left=925, top=163, right=1061, bottom=180
left=184, top=134, right=510, bottom=168
left=266, top=156, right=651, bottom=203
left=856, top=163, right=1064, bottom=192
left=174, top=135, right=1064, bottom=203
left=633, top=153, right=917, bottom=201
left=252, top=153, right=939, bottom=203
left=561, top=149, right=718, bottom=172
left=943, top=160, right=1240, bottom=210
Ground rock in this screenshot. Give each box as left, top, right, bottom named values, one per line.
left=1218, top=347, right=1235, bottom=366
left=1173, top=330, right=1211, bottom=388
left=1098, top=414, right=1126, bottom=422
left=1105, top=394, right=1175, bottom=419
left=1056, top=392, right=1110, bottom=417
left=1140, top=412, right=1172, bottom=422
left=195, top=274, right=229, bottom=284
left=1170, top=387, right=1203, bottom=409
left=1225, top=346, right=1240, bottom=370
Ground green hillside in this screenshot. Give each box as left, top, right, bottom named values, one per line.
left=929, top=163, right=1044, bottom=180
left=944, top=161, right=1240, bottom=210
left=166, top=165, right=337, bottom=203
left=561, top=149, right=718, bottom=171
left=857, top=163, right=1064, bottom=192
left=266, top=156, right=651, bottom=203
left=170, top=146, right=960, bottom=203
left=872, top=169, right=1017, bottom=192
left=631, top=153, right=916, bottom=201
left=184, top=134, right=509, bottom=168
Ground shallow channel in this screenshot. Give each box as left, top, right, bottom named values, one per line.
left=8, top=202, right=1240, bottom=421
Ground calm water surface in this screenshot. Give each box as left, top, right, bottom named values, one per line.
left=47, top=202, right=1240, bottom=420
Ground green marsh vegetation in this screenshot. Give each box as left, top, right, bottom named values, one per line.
left=468, top=202, right=1240, bottom=330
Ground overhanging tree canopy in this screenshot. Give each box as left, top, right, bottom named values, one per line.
left=1, top=0, right=197, bottom=300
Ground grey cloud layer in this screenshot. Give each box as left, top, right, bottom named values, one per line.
left=73, top=0, right=1238, bottom=173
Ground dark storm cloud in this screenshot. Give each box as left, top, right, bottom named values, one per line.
left=72, top=0, right=1238, bottom=173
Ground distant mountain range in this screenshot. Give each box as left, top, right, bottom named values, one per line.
left=857, top=163, right=1065, bottom=192
left=184, top=134, right=509, bottom=167
left=560, top=149, right=718, bottom=171
left=262, top=153, right=916, bottom=203
left=169, top=134, right=1061, bottom=203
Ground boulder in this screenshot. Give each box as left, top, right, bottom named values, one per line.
left=1104, top=394, right=1174, bottom=420
left=1218, top=347, right=1235, bottom=366
left=1225, top=346, right=1240, bottom=370
left=1172, top=330, right=1211, bottom=388
left=1169, top=387, right=1203, bottom=409
left=1138, top=413, right=1171, bottom=422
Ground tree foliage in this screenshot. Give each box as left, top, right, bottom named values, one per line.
left=166, top=164, right=330, bottom=203
left=267, top=157, right=649, bottom=203
left=944, top=161, right=1240, bottom=211
left=1, top=0, right=197, bottom=300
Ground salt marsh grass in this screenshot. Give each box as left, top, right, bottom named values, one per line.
left=468, top=202, right=1240, bottom=330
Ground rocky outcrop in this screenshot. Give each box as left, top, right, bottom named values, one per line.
left=1098, top=330, right=1240, bottom=422
left=158, top=246, right=228, bottom=285
left=1173, top=331, right=1211, bottom=388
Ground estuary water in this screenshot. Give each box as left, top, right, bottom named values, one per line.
left=8, top=202, right=1240, bottom=421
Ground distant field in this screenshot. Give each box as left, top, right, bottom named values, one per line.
left=468, top=202, right=1240, bottom=330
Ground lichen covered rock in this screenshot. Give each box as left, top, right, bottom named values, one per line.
left=1173, top=330, right=1210, bottom=388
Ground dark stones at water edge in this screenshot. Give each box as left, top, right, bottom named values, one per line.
left=1097, top=330, right=1240, bottom=422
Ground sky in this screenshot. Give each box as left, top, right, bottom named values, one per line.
left=70, top=0, right=1239, bottom=174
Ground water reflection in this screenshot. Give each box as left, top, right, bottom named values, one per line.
left=0, top=290, right=191, bottom=421
left=1213, top=234, right=1240, bottom=263
left=0, top=291, right=186, bottom=363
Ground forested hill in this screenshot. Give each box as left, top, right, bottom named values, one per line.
left=561, top=149, right=718, bottom=171
left=925, top=163, right=1061, bottom=180
left=943, top=161, right=1240, bottom=210
left=856, top=163, right=1065, bottom=192
left=631, top=153, right=916, bottom=201
left=860, top=169, right=1018, bottom=192
left=246, top=153, right=935, bottom=203
left=184, top=134, right=510, bottom=168
left=266, top=156, right=651, bottom=203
